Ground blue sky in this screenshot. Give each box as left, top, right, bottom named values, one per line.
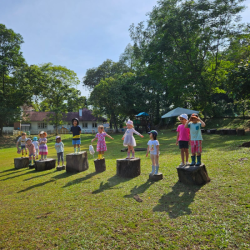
left=1, top=0, right=250, bottom=97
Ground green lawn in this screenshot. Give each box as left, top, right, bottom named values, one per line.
left=0, top=131, right=250, bottom=249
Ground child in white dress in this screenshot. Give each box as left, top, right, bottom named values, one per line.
left=122, top=120, right=144, bottom=159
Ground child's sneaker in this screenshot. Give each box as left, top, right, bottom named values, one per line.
left=186, top=162, right=190, bottom=165
left=179, top=162, right=185, bottom=167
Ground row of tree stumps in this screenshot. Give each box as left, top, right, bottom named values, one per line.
left=14, top=152, right=210, bottom=185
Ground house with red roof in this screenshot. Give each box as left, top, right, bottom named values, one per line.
left=21, top=108, right=107, bottom=134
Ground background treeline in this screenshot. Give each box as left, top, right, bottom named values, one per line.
left=84, top=0, right=250, bottom=129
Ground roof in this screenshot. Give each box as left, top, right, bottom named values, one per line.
left=23, top=108, right=107, bottom=122
left=161, top=107, right=200, bottom=118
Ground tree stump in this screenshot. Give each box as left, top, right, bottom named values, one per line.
left=14, top=157, right=29, bottom=169
left=149, top=172, right=163, bottom=181
left=176, top=164, right=210, bottom=185
left=56, top=165, right=65, bottom=171
left=94, top=158, right=106, bottom=173
left=66, top=151, right=89, bottom=173
left=35, top=158, right=56, bottom=171
left=237, top=129, right=245, bottom=136
left=116, top=158, right=141, bottom=178
left=228, top=129, right=237, bottom=135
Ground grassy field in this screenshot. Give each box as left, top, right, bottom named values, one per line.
left=0, top=131, right=250, bottom=249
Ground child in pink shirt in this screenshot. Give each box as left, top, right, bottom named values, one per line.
left=176, top=114, right=190, bottom=166
left=26, top=138, right=36, bottom=166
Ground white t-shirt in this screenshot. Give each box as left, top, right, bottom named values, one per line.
left=147, top=140, right=160, bottom=155
left=18, top=137, right=27, bottom=146
left=33, top=141, right=39, bottom=149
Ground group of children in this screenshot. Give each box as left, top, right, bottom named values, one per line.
left=16, top=113, right=205, bottom=171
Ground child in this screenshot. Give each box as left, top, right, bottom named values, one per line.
left=39, top=131, right=48, bottom=161
left=55, top=136, right=64, bottom=167
left=26, top=138, right=36, bottom=166
left=70, top=118, right=81, bottom=154
left=91, top=125, right=114, bottom=159
left=32, top=137, right=39, bottom=159
left=122, top=120, right=144, bottom=159
left=176, top=114, right=190, bottom=166
left=146, top=130, right=160, bottom=175
left=185, top=113, right=206, bottom=166
left=16, top=132, right=28, bottom=157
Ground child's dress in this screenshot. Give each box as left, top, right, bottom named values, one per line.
left=95, top=132, right=107, bottom=151
left=123, top=129, right=142, bottom=147
left=39, top=138, right=48, bottom=155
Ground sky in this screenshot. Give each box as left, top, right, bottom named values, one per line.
left=1, top=0, right=250, bottom=97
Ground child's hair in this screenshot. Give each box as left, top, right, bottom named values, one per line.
left=56, top=136, right=61, bottom=142
left=98, top=125, right=104, bottom=130
left=39, top=131, right=47, bottom=137
left=21, top=132, right=26, bottom=136
left=152, top=133, right=157, bottom=140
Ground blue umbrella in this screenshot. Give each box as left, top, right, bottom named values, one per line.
left=161, top=107, right=199, bottom=118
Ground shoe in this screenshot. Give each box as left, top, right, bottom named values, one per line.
left=190, top=156, right=196, bottom=166
left=154, top=166, right=159, bottom=175
left=186, top=162, right=190, bottom=165
left=150, top=166, right=155, bottom=175
left=196, top=156, right=201, bottom=166
left=179, top=162, right=184, bottom=167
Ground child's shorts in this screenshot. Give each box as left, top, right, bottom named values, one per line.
left=191, top=140, right=202, bottom=154
left=72, top=139, right=81, bottom=145
left=21, top=145, right=26, bottom=149
left=29, top=153, right=35, bottom=157
left=179, top=141, right=189, bottom=149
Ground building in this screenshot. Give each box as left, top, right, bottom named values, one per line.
left=20, top=108, right=107, bottom=134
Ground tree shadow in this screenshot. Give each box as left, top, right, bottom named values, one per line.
left=63, top=172, right=99, bottom=188
left=0, top=168, right=26, bottom=177
left=17, top=179, right=55, bottom=193
left=23, top=171, right=55, bottom=181
left=124, top=179, right=155, bottom=199
left=0, top=169, right=37, bottom=181
left=92, top=175, right=132, bottom=194
left=153, top=181, right=202, bottom=218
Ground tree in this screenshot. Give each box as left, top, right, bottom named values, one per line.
left=0, top=24, right=28, bottom=136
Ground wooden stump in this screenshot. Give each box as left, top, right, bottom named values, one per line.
left=116, top=158, right=141, bottom=178
left=56, top=165, right=65, bottom=171
left=121, top=148, right=147, bottom=152
left=149, top=172, right=163, bottom=181
left=14, top=157, right=29, bottom=169
left=35, top=158, right=56, bottom=171
left=66, top=151, right=89, bottom=173
left=237, top=129, right=245, bottom=136
left=228, top=129, right=237, bottom=135
left=176, top=164, right=210, bottom=185
left=94, top=158, right=106, bottom=173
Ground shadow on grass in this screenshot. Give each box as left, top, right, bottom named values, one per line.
left=92, top=175, right=131, bottom=194
left=63, top=172, right=99, bottom=188
left=124, top=179, right=155, bottom=198
left=17, top=179, right=55, bottom=193
left=0, top=169, right=37, bottom=181
left=0, top=168, right=27, bottom=177
left=23, top=171, right=55, bottom=181
left=153, top=181, right=201, bottom=218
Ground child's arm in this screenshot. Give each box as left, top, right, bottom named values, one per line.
left=146, top=145, right=150, bottom=157
left=156, top=145, right=160, bottom=156
left=132, top=129, right=144, bottom=138
left=199, top=118, right=206, bottom=127
left=185, top=119, right=191, bottom=128
left=106, top=133, right=114, bottom=140
left=16, top=138, right=19, bottom=148
left=91, top=137, right=97, bottom=143
left=176, top=132, right=179, bottom=145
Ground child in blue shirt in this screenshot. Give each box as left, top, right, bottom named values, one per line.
left=70, top=118, right=81, bottom=154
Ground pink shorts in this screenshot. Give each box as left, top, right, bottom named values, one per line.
left=191, top=140, right=202, bottom=154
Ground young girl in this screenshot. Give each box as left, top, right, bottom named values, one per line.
left=39, top=131, right=48, bottom=161
left=91, top=125, right=114, bottom=159
left=122, top=120, right=144, bottom=159
left=146, top=130, right=160, bottom=175
left=70, top=118, right=81, bottom=154
left=55, top=136, right=64, bottom=167
left=26, top=138, right=36, bottom=166
left=32, top=137, right=39, bottom=159
left=176, top=114, right=190, bottom=166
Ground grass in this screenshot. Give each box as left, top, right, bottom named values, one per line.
left=204, top=118, right=250, bottom=130
left=0, top=131, right=250, bottom=249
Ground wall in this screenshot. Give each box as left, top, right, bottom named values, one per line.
left=3, top=127, right=14, bottom=132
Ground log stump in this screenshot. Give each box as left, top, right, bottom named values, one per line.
left=176, top=164, right=210, bottom=185
left=149, top=172, right=163, bottom=181
left=237, top=129, right=245, bottom=136
left=116, top=158, right=141, bottom=178
left=94, top=158, right=106, bottom=173
left=228, top=129, right=237, bottom=135
left=14, top=157, right=29, bottom=169
left=56, top=165, right=66, bottom=171
left=35, top=158, right=56, bottom=171
left=66, top=151, right=89, bottom=173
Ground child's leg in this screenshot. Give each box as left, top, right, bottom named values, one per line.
left=29, top=156, right=32, bottom=165
left=32, top=156, right=35, bottom=165
left=98, top=151, right=101, bottom=159
left=77, top=144, right=80, bottom=153
left=126, top=146, right=131, bottom=158
left=101, top=151, right=104, bottom=159
left=21, top=148, right=24, bottom=157
left=25, top=148, right=28, bottom=156
left=155, top=154, right=159, bottom=174
left=61, top=152, right=64, bottom=165
left=150, top=154, right=156, bottom=174
left=190, top=141, right=196, bottom=165
left=74, top=144, right=76, bottom=153
left=184, top=148, right=189, bottom=163
left=131, top=146, right=135, bottom=158
left=196, top=141, right=202, bottom=165
left=57, top=153, right=60, bottom=166
left=181, top=148, right=185, bottom=163
left=44, top=153, right=47, bottom=160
